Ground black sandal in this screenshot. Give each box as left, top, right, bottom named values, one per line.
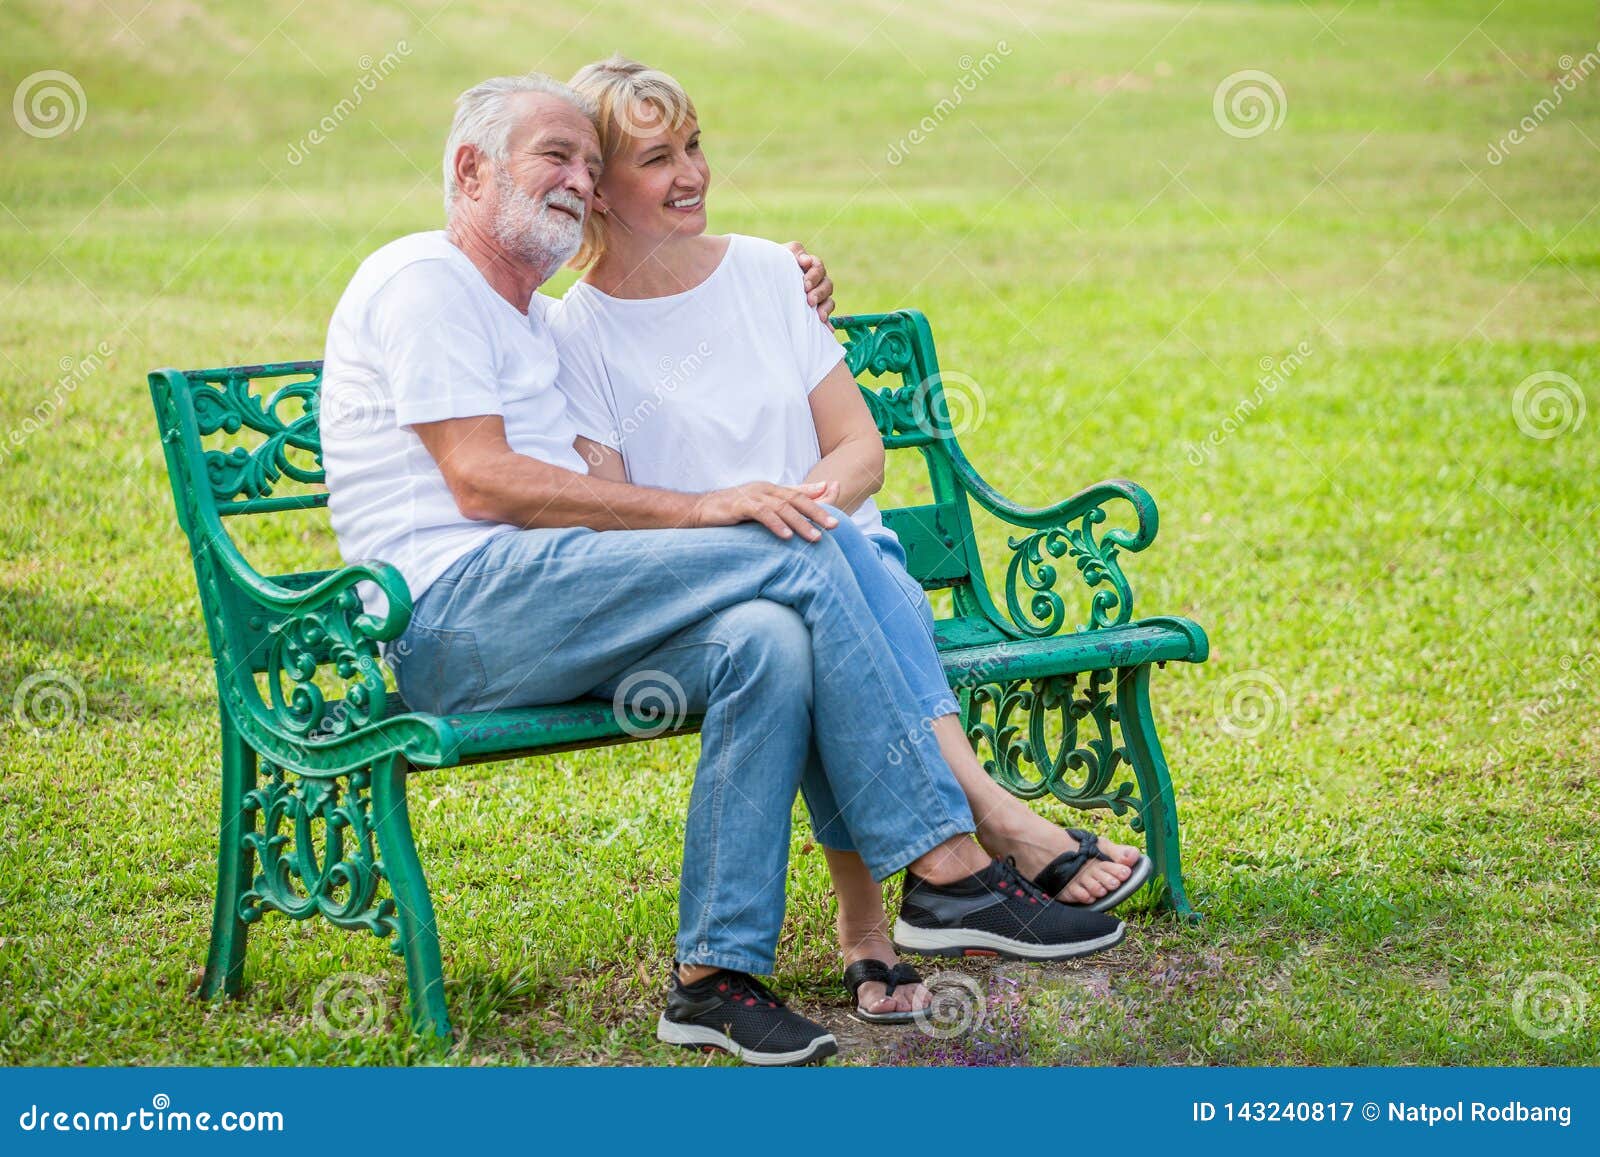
left=1034, top=827, right=1153, bottom=913
left=844, top=959, right=928, bottom=1024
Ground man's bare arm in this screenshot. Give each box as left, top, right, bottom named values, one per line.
left=412, top=415, right=839, bottom=540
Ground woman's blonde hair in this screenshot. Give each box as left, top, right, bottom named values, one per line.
left=566, top=54, right=698, bottom=269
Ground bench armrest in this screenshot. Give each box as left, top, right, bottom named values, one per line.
left=207, top=531, right=412, bottom=740
left=946, top=444, right=1158, bottom=636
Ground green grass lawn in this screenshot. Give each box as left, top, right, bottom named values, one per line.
left=2, top=0, right=1597, bottom=1065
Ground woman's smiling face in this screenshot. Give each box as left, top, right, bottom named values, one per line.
left=595, top=105, right=709, bottom=245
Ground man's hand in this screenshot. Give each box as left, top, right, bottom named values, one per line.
left=785, top=241, right=835, bottom=323
left=692, top=480, right=841, bottom=541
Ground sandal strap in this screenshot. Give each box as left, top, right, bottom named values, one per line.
left=1034, top=848, right=1092, bottom=898
left=884, top=962, right=923, bottom=996
left=842, top=958, right=892, bottom=1002
left=1065, top=828, right=1108, bottom=862
left=1034, top=830, right=1109, bottom=897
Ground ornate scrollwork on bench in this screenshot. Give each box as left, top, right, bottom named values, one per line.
left=240, top=762, right=399, bottom=947
left=266, top=588, right=390, bottom=741
left=188, top=367, right=324, bottom=503
left=964, top=670, right=1142, bottom=821
left=834, top=312, right=953, bottom=446
left=1005, top=505, right=1137, bottom=636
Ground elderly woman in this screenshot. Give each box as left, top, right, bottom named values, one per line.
left=546, top=57, right=1151, bottom=1024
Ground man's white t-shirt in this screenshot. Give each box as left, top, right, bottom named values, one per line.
left=321, top=230, right=588, bottom=613
left=547, top=233, right=892, bottom=542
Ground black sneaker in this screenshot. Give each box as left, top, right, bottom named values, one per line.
left=656, top=969, right=838, bottom=1066
left=893, top=856, right=1126, bottom=960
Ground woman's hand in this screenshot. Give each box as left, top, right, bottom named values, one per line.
left=691, top=480, right=841, bottom=540
left=785, top=241, right=835, bottom=323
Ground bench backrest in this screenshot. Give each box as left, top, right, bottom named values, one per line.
left=148, top=310, right=987, bottom=680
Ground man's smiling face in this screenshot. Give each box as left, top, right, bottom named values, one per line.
left=484, top=92, right=603, bottom=275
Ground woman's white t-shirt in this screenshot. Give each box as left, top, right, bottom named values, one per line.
left=548, top=233, right=892, bottom=541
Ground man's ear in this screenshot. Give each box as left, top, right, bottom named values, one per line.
left=454, top=144, right=485, bottom=201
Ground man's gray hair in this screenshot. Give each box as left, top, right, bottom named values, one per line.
left=442, top=73, right=597, bottom=214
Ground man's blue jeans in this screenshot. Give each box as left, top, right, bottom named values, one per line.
left=389, top=520, right=974, bottom=976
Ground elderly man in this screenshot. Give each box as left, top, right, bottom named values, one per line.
left=319, top=73, right=1122, bottom=1066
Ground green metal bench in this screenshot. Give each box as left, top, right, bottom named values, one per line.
left=149, top=308, right=1208, bottom=1040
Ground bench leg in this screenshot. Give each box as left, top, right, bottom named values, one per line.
left=200, top=713, right=257, bottom=1000
left=1116, top=664, right=1200, bottom=922
left=370, top=756, right=452, bottom=1039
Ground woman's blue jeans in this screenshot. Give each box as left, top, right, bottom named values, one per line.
left=797, top=515, right=961, bottom=853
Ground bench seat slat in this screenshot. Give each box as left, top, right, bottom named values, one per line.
left=382, top=617, right=1207, bottom=766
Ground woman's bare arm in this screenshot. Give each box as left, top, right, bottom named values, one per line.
left=804, top=361, right=884, bottom=514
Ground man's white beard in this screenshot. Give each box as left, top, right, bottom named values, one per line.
left=491, top=167, right=585, bottom=276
